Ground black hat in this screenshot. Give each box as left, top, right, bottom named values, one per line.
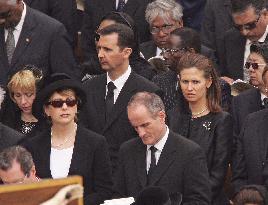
left=32, top=73, right=86, bottom=120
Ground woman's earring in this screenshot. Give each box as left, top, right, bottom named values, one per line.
left=265, top=87, right=268, bottom=93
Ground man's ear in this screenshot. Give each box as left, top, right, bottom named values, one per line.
left=123, top=47, right=132, bottom=58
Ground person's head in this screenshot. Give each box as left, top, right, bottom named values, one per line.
left=231, top=0, right=268, bottom=41
left=97, top=23, right=133, bottom=76
left=145, top=0, right=183, bottom=49
left=127, top=92, right=166, bottom=145
left=7, top=67, right=42, bottom=115
left=0, top=0, right=23, bottom=28
left=0, top=146, right=36, bottom=184
left=177, top=53, right=222, bottom=113
left=246, top=43, right=268, bottom=87
left=162, top=27, right=201, bottom=70
left=233, top=185, right=268, bottom=205
left=33, top=73, right=86, bottom=125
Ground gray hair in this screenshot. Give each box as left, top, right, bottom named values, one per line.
left=0, top=146, right=34, bottom=176
left=128, top=92, right=165, bottom=117
left=145, top=0, right=183, bottom=25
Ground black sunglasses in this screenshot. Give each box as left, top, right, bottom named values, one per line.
left=245, top=62, right=266, bottom=70
left=234, top=14, right=261, bottom=31
left=46, top=99, right=77, bottom=108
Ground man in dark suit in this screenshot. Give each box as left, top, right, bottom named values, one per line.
left=24, top=0, right=77, bottom=44
left=114, top=91, right=211, bottom=205
left=219, top=0, right=268, bottom=83
left=232, top=108, right=268, bottom=195
left=81, top=24, right=161, bottom=174
left=140, top=0, right=183, bottom=60
left=0, top=0, right=80, bottom=86
left=81, top=0, right=152, bottom=62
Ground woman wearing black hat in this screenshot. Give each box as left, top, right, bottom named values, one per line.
left=22, top=73, right=113, bottom=205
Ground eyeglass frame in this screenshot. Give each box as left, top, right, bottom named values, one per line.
left=233, top=13, right=261, bottom=31
left=150, top=24, right=174, bottom=35
left=244, top=61, right=266, bottom=70
left=46, top=98, right=78, bottom=108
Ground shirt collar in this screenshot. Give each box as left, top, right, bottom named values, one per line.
left=106, top=65, right=131, bottom=90
left=15, top=1, right=26, bottom=31
left=147, top=126, right=169, bottom=152
left=258, top=25, right=268, bottom=43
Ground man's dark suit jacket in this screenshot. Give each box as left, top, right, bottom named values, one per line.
left=24, top=0, right=77, bottom=42
left=0, top=6, right=80, bottom=86
left=0, top=122, right=24, bottom=152
left=220, top=29, right=268, bottom=79
left=232, top=88, right=264, bottom=140
left=22, top=126, right=113, bottom=205
left=81, top=0, right=152, bottom=61
left=80, top=71, right=162, bottom=173
left=114, top=130, right=211, bottom=205
left=232, top=109, right=268, bottom=194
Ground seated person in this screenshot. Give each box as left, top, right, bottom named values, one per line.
left=0, top=145, right=39, bottom=184
left=114, top=91, right=211, bottom=205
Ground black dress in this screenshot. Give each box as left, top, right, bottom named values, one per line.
left=168, top=108, right=233, bottom=205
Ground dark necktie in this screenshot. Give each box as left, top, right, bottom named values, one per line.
left=6, top=27, right=15, bottom=64
left=105, top=82, right=116, bottom=121
left=147, top=146, right=157, bottom=185
left=263, top=98, right=268, bottom=108
left=117, top=0, right=126, bottom=12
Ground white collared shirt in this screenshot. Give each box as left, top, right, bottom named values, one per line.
left=261, top=92, right=267, bottom=105
left=156, top=47, right=162, bottom=56
left=243, top=25, right=268, bottom=82
left=5, top=2, right=26, bottom=47
left=116, top=0, right=128, bottom=9
left=106, top=66, right=131, bottom=103
left=146, top=126, right=169, bottom=173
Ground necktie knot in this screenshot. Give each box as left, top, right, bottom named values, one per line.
left=117, top=0, right=126, bottom=12
left=150, top=146, right=157, bottom=154
left=107, top=82, right=116, bottom=98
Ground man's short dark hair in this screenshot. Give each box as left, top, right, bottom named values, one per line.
left=98, top=23, right=135, bottom=50
left=231, top=0, right=267, bottom=14
left=171, top=27, right=201, bottom=53
left=0, top=146, right=34, bottom=176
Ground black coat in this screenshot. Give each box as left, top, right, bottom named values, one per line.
left=168, top=109, right=233, bottom=205
left=21, top=125, right=113, bottom=205
left=114, top=130, right=211, bottom=205
left=0, top=6, right=80, bottom=86
left=80, top=71, right=162, bottom=173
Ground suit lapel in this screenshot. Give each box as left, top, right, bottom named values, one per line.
left=135, top=141, right=147, bottom=188
left=11, top=6, right=36, bottom=68
left=257, top=111, right=268, bottom=163
left=248, top=89, right=262, bottom=111
left=0, top=28, right=9, bottom=71
left=103, top=72, right=136, bottom=132
left=124, top=0, right=140, bottom=16
left=148, top=132, right=176, bottom=185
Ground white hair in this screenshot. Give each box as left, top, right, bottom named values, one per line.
left=145, top=0, right=183, bottom=25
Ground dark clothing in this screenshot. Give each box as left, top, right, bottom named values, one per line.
left=21, top=125, right=113, bottom=205
left=0, top=122, right=24, bottom=152
left=232, top=109, right=268, bottom=194
left=201, top=0, right=233, bottom=64
left=80, top=71, right=162, bottom=174
left=168, top=110, right=232, bottom=205
left=24, top=0, right=77, bottom=43
left=114, top=130, right=211, bottom=205
left=0, top=6, right=80, bottom=86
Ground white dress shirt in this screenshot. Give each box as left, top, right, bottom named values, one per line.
left=5, top=2, right=26, bottom=47
left=106, top=66, right=131, bottom=103
left=146, top=126, right=169, bottom=173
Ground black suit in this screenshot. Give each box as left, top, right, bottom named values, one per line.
left=0, top=6, right=80, bottom=86
left=81, top=0, right=152, bottom=61
left=232, top=109, right=268, bottom=194
left=114, top=130, right=211, bottom=205
left=0, top=122, right=24, bottom=152
left=80, top=71, right=162, bottom=173
left=21, top=126, right=113, bottom=205
left=24, top=0, right=77, bottom=43
left=232, top=88, right=264, bottom=140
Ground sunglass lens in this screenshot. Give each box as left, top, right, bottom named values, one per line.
left=252, top=63, right=259, bottom=69
left=66, top=99, right=77, bottom=107
left=245, top=62, right=250, bottom=69
left=51, top=100, right=64, bottom=108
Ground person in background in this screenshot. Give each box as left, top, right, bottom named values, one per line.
left=168, top=53, right=232, bottom=205
left=22, top=73, right=113, bottom=205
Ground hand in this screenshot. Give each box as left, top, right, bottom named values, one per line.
left=221, top=76, right=234, bottom=85
left=40, top=184, right=83, bottom=205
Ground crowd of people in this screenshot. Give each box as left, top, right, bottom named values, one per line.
left=0, top=0, right=268, bottom=205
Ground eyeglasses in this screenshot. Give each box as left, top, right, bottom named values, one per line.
left=234, top=14, right=261, bottom=31
left=162, top=48, right=187, bottom=55
left=150, top=24, right=174, bottom=34
left=46, top=99, right=77, bottom=108
left=245, top=62, right=266, bottom=70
